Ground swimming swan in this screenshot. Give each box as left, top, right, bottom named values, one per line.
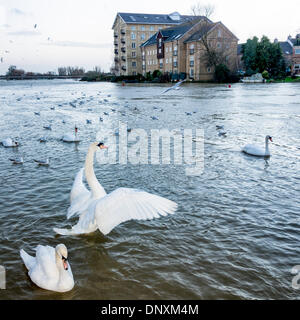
left=54, top=142, right=178, bottom=236
left=242, top=135, right=273, bottom=157
left=20, top=244, right=74, bottom=292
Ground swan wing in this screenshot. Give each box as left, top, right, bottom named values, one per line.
left=70, top=168, right=90, bottom=204
left=242, top=144, right=266, bottom=156
left=20, top=249, right=36, bottom=270
left=67, top=168, right=106, bottom=219
left=93, top=188, right=178, bottom=235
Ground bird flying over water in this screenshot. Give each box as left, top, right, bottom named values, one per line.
left=161, top=80, right=185, bottom=94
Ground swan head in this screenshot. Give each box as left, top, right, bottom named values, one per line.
left=266, top=135, right=273, bottom=142
left=55, top=244, right=69, bottom=271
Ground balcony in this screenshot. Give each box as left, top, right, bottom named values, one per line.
left=114, top=57, right=119, bottom=63
left=121, top=66, right=126, bottom=71
left=121, top=47, right=126, bottom=53
left=114, top=32, right=118, bottom=38
left=173, top=62, right=178, bottom=67
left=114, top=41, right=118, bottom=46
left=121, top=56, right=126, bottom=62
left=159, top=63, right=163, bottom=69
left=189, top=49, right=195, bottom=55
left=189, top=61, right=194, bottom=67
left=173, top=51, right=178, bottom=56
left=121, top=29, right=125, bottom=35
left=114, top=49, right=118, bottom=55
left=121, top=38, right=126, bottom=44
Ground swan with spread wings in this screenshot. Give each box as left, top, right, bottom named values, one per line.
left=54, top=142, right=178, bottom=236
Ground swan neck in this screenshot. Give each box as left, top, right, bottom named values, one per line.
left=85, top=146, right=99, bottom=197
left=265, top=138, right=270, bottom=154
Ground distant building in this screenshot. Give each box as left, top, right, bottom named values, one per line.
left=279, top=34, right=300, bottom=75
left=141, top=19, right=238, bottom=81
left=112, top=12, right=205, bottom=76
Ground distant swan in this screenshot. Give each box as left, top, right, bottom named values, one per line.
left=62, top=126, right=80, bottom=142
left=54, top=142, right=178, bottom=236
left=20, top=244, right=74, bottom=292
left=2, top=138, right=19, bottom=147
left=242, top=135, right=273, bottom=157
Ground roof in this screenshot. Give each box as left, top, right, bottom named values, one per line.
left=184, top=23, right=216, bottom=43
left=279, top=41, right=293, bottom=55
left=112, top=12, right=205, bottom=29
left=140, top=19, right=207, bottom=47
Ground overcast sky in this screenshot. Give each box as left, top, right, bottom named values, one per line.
left=0, top=0, right=299, bottom=75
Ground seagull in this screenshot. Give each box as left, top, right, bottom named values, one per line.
left=161, top=80, right=185, bottom=94
left=99, top=117, right=103, bottom=122
left=62, top=120, right=66, bottom=124
left=86, top=119, right=92, bottom=124
left=43, top=125, right=52, bottom=130
left=34, top=24, right=37, bottom=29
left=34, top=158, right=50, bottom=166
left=34, top=111, right=40, bottom=116
left=50, top=107, right=55, bottom=110
left=151, top=116, right=159, bottom=120
left=216, top=125, right=224, bottom=130
left=185, top=112, right=192, bottom=116
left=103, top=112, right=109, bottom=116
left=70, top=103, right=76, bottom=108
left=39, top=137, right=47, bottom=142
left=9, top=157, right=24, bottom=164
left=218, top=131, right=227, bottom=137
left=0, top=57, right=3, bottom=63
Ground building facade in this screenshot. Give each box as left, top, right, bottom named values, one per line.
left=112, top=12, right=205, bottom=76
left=141, top=20, right=238, bottom=81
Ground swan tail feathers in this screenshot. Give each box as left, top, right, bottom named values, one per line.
left=53, top=226, right=87, bottom=236
left=20, top=249, right=35, bottom=270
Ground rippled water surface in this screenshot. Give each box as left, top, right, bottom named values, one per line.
left=0, top=80, right=299, bottom=300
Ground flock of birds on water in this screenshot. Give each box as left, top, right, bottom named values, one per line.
left=1, top=81, right=274, bottom=292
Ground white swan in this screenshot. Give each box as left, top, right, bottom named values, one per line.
left=54, top=142, right=178, bottom=236
left=242, top=135, right=273, bottom=157
left=62, top=126, right=80, bottom=142
left=2, top=138, right=19, bottom=147
left=20, top=244, right=74, bottom=293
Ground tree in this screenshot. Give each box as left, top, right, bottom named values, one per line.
left=241, top=37, right=259, bottom=75
left=190, top=3, right=234, bottom=79
left=215, top=64, right=230, bottom=82
left=242, top=36, right=286, bottom=78
left=58, top=67, right=67, bottom=76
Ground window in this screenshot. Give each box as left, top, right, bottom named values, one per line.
left=132, top=61, right=136, bottom=67
left=141, top=33, right=145, bottom=40
left=295, top=49, right=300, bottom=54
left=189, top=56, right=194, bottom=67
left=131, top=26, right=136, bottom=31
left=131, top=33, right=136, bottom=40
left=217, top=42, right=221, bottom=49
left=207, top=67, right=211, bottom=73
left=166, top=58, right=168, bottom=64
left=173, top=57, right=177, bottom=67
left=158, top=48, right=162, bottom=54
left=132, top=43, right=136, bottom=49
left=190, top=68, right=194, bottom=77
left=150, top=26, right=154, bottom=31
left=132, top=51, right=136, bottom=57
left=218, top=30, right=222, bottom=38
left=132, top=71, right=136, bottom=75
left=141, top=26, right=145, bottom=31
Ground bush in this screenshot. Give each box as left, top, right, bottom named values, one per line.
left=214, top=64, right=230, bottom=83
left=262, top=70, right=269, bottom=79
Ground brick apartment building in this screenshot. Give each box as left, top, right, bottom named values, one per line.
left=141, top=19, right=238, bottom=81
left=112, top=12, right=204, bottom=76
